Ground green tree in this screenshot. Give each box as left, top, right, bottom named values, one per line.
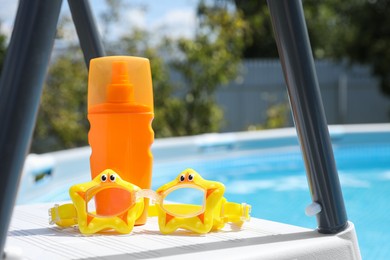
left=232, top=0, right=346, bottom=59
left=331, top=0, right=390, bottom=96
left=248, top=102, right=290, bottom=130
left=32, top=49, right=88, bottom=152
left=117, top=29, right=183, bottom=137
left=0, top=26, right=7, bottom=72
left=168, top=3, right=247, bottom=135
left=233, top=0, right=390, bottom=96
left=232, top=0, right=278, bottom=58
left=31, top=1, right=248, bottom=152
left=115, top=2, right=247, bottom=136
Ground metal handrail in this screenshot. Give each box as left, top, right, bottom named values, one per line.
left=0, top=0, right=105, bottom=256
left=0, top=0, right=63, bottom=255
left=68, top=0, right=106, bottom=69
left=267, top=0, right=348, bottom=234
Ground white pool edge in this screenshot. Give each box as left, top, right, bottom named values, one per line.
left=6, top=202, right=362, bottom=260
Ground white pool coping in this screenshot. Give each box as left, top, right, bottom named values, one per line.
left=154, top=123, right=390, bottom=147
left=21, top=123, right=390, bottom=171
left=5, top=203, right=361, bottom=260
left=27, top=123, right=390, bottom=156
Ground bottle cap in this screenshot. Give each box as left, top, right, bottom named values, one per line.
left=88, top=56, right=154, bottom=112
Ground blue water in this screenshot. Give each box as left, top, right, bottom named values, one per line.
left=152, top=143, right=390, bottom=260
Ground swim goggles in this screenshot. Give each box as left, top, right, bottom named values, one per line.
left=49, top=168, right=251, bottom=235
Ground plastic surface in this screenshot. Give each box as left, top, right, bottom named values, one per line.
left=16, top=204, right=363, bottom=260
left=0, top=0, right=63, bottom=255
left=305, top=202, right=322, bottom=216
left=267, top=0, right=348, bottom=233
left=88, top=56, right=154, bottom=225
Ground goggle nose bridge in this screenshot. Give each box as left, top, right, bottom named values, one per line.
left=137, top=189, right=161, bottom=204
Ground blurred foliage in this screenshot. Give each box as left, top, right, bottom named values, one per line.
left=247, top=102, right=290, bottom=131
left=231, top=0, right=358, bottom=59
left=29, top=1, right=247, bottom=152
left=332, top=0, right=390, bottom=96
left=233, top=0, right=390, bottom=96
left=167, top=2, right=247, bottom=135
left=32, top=49, right=88, bottom=152
left=232, top=0, right=278, bottom=58
left=0, top=26, right=6, bottom=71
left=3, top=0, right=388, bottom=153
left=112, top=2, right=247, bottom=136
left=117, top=29, right=184, bottom=137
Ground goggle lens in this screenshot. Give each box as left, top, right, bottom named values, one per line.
left=162, top=187, right=205, bottom=217
left=86, top=187, right=135, bottom=217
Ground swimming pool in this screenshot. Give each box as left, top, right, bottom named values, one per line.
left=18, top=124, right=390, bottom=259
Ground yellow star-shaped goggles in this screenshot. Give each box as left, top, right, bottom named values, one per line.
left=49, top=169, right=144, bottom=234
left=49, top=168, right=251, bottom=235
left=147, top=168, right=251, bottom=234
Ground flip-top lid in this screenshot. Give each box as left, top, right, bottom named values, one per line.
left=88, top=56, right=153, bottom=112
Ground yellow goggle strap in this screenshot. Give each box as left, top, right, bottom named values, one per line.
left=147, top=200, right=251, bottom=224
left=49, top=203, right=78, bottom=227
left=222, top=201, right=251, bottom=224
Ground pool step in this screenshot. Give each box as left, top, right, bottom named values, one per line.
left=5, top=203, right=361, bottom=260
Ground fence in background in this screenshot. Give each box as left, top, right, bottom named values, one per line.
left=215, top=59, right=390, bottom=132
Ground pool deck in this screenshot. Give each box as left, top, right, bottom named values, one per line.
left=5, top=203, right=360, bottom=260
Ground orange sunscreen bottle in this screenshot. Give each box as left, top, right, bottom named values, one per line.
left=87, top=56, right=154, bottom=225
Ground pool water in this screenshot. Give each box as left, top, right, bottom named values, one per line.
left=152, top=142, right=390, bottom=260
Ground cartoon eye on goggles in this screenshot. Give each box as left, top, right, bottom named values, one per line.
left=49, top=168, right=251, bottom=235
